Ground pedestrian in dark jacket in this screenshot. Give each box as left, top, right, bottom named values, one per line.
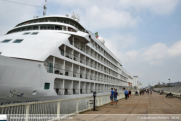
left=125, top=90, right=128, bottom=100
left=129, top=90, right=131, bottom=97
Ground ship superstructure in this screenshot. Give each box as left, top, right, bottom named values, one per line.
left=0, top=14, right=136, bottom=104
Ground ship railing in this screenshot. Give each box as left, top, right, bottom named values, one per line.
left=61, top=49, right=117, bottom=74
left=54, top=88, right=64, bottom=95
left=88, top=30, right=120, bottom=66
left=73, top=89, right=79, bottom=94
left=44, top=65, right=117, bottom=83
left=74, top=43, right=86, bottom=52
left=68, top=43, right=116, bottom=71
left=63, top=88, right=73, bottom=95
left=80, top=89, right=87, bottom=94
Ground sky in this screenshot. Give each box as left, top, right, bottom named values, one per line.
left=0, top=0, right=181, bottom=87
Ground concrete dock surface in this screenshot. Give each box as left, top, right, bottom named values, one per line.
left=62, top=92, right=181, bottom=121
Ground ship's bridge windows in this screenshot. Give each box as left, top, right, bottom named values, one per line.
left=47, top=25, right=54, bottom=30
left=44, top=83, right=50, bottom=89
left=1, top=39, right=11, bottom=43
left=55, top=25, right=62, bottom=30
left=23, top=32, right=30, bottom=35
left=40, top=25, right=47, bottom=30
left=7, top=24, right=77, bottom=34
left=13, top=39, right=23, bottom=43
left=22, top=27, right=27, bottom=31
left=33, top=26, right=39, bottom=30
left=27, top=26, right=33, bottom=31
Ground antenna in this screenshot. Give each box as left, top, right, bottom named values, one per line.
left=71, top=12, right=80, bottom=22
left=43, top=0, right=47, bottom=16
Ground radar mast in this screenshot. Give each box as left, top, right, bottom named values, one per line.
left=43, top=0, right=47, bottom=16
left=71, top=12, right=80, bottom=22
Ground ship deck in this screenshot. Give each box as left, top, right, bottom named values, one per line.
left=63, top=92, right=181, bottom=121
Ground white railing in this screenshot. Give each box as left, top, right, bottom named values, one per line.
left=0, top=92, right=134, bottom=121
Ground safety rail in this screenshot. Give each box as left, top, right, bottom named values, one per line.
left=70, top=40, right=118, bottom=70
left=0, top=92, right=133, bottom=121
left=61, top=49, right=118, bottom=73
left=44, top=65, right=121, bottom=85
left=88, top=30, right=119, bottom=66
left=58, top=50, right=121, bottom=79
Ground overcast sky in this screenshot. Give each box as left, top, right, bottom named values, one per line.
left=0, top=0, right=181, bottom=87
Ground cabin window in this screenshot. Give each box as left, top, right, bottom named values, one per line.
left=44, top=19, right=48, bottom=22
left=27, top=26, right=32, bottom=30
left=17, top=29, right=22, bottom=32
left=31, top=32, right=38, bottom=35
left=44, top=83, right=50, bottom=89
left=39, top=20, right=44, bottom=22
left=47, top=25, right=54, bottom=30
left=22, top=27, right=27, bottom=31
left=40, top=25, right=46, bottom=30
left=60, top=49, right=64, bottom=56
left=1, top=39, right=11, bottom=43
left=55, top=26, right=62, bottom=30
left=13, top=39, right=23, bottom=43
left=23, top=32, right=30, bottom=35
left=48, top=63, right=53, bottom=73
left=33, top=26, right=39, bottom=30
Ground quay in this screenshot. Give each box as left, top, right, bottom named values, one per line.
left=81, top=92, right=181, bottom=114
left=62, top=92, right=181, bottom=121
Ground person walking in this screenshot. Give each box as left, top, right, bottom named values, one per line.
left=113, top=89, right=119, bottom=106
left=148, top=90, right=149, bottom=95
left=150, top=89, right=152, bottom=95
left=138, top=90, right=140, bottom=95
left=127, top=90, right=129, bottom=98
left=124, top=89, right=128, bottom=100
left=110, top=88, right=114, bottom=105
left=129, top=90, right=131, bottom=97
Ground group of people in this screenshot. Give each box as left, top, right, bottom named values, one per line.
left=110, top=88, right=155, bottom=105
left=110, top=88, right=119, bottom=106
left=124, top=89, right=131, bottom=100
left=139, top=89, right=153, bottom=95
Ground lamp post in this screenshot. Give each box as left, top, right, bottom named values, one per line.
left=168, top=79, right=171, bottom=92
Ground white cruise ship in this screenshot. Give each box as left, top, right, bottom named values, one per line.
left=0, top=13, right=137, bottom=105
